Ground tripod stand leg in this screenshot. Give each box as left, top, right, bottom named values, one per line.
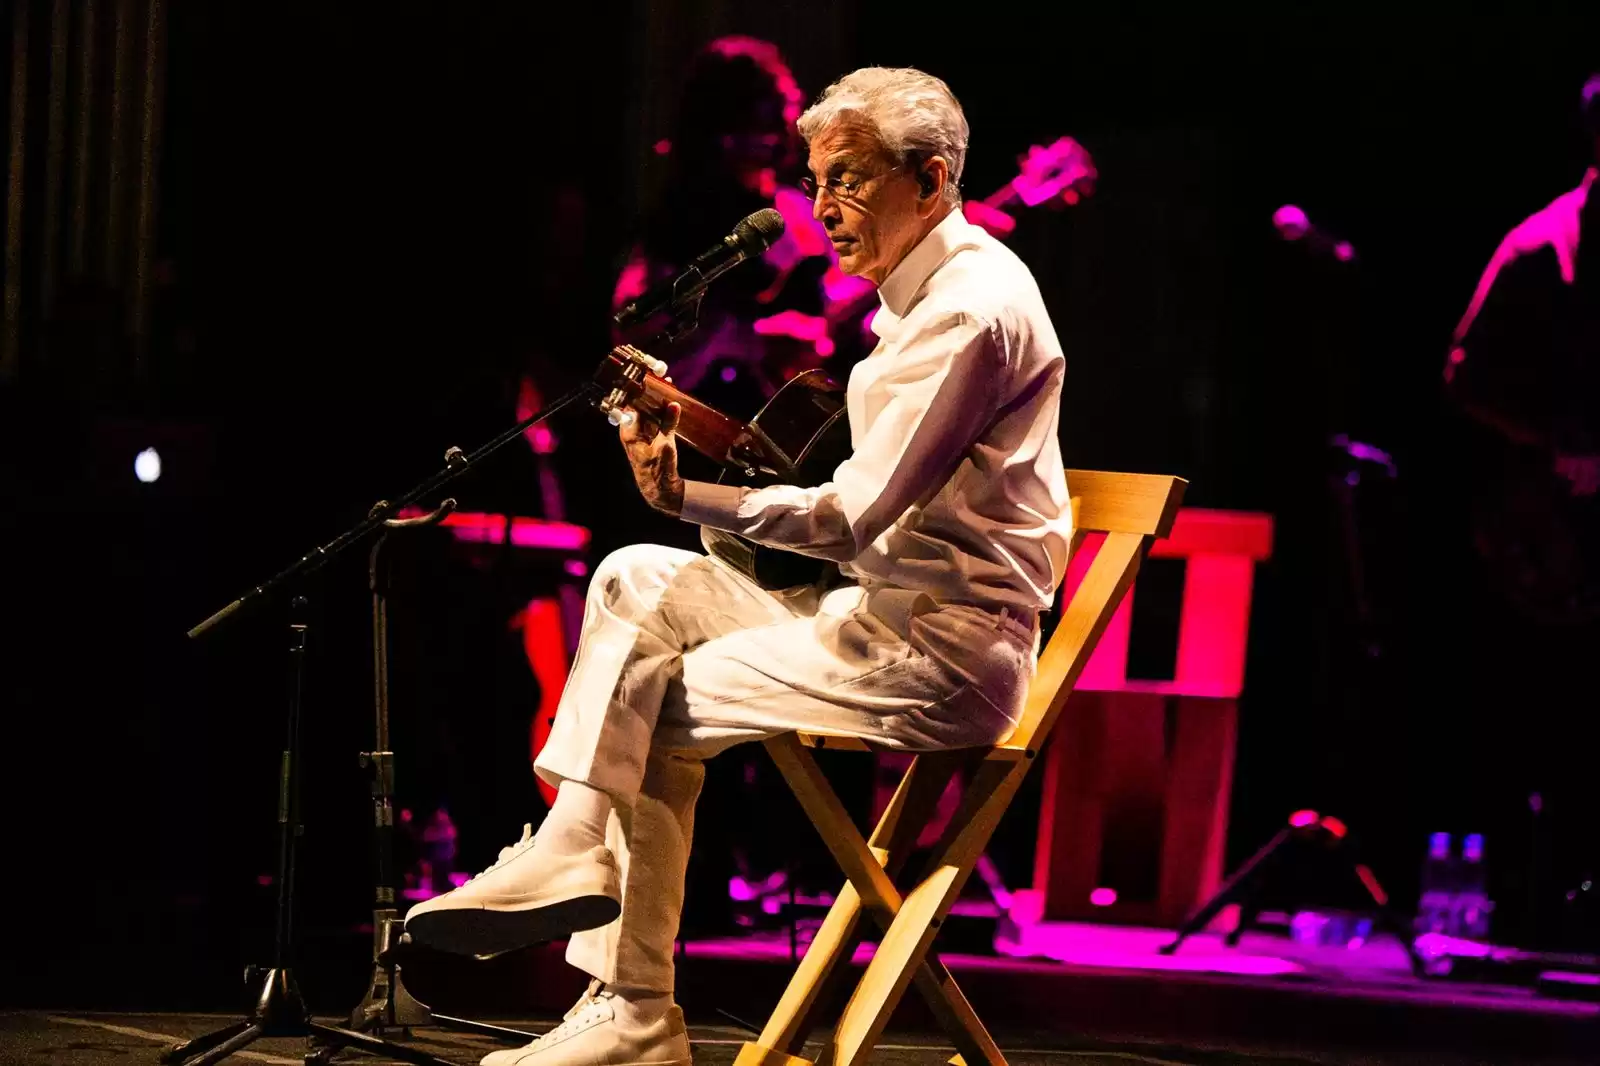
left=1225, top=887, right=1265, bottom=948
left=1162, top=827, right=1291, bottom=954
left=309, top=1022, right=469, bottom=1066
left=158, top=1021, right=254, bottom=1064
left=1350, top=858, right=1427, bottom=975
left=174, top=1023, right=264, bottom=1066
left=427, top=1015, right=539, bottom=1044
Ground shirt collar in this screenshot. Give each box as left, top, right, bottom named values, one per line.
left=871, top=210, right=978, bottom=339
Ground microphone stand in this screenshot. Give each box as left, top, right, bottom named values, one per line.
left=165, top=382, right=597, bottom=1066
left=325, top=509, right=553, bottom=1056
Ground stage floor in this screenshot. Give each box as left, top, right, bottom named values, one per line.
left=3, top=1010, right=1593, bottom=1066
left=11, top=920, right=1596, bottom=1065
left=372, top=921, right=1600, bottom=1066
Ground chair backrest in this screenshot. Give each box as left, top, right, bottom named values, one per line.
left=999, top=470, right=1187, bottom=753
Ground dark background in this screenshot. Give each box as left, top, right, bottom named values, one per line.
left=3, top=0, right=1597, bottom=1009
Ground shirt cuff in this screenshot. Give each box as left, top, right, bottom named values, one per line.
left=680, top=480, right=747, bottom=531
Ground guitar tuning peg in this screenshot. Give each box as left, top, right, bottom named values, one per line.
left=607, top=407, right=637, bottom=429
left=649, top=357, right=669, bottom=376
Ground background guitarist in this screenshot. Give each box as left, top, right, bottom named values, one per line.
left=1440, top=73, right=1600, bottom=950
left=404, top=66, right=1073, bottom=1066
left=1447, top=74, right=1600, bottom=517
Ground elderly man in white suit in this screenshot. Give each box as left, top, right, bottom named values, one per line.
left=406, top=65, right=1073, bottom=1066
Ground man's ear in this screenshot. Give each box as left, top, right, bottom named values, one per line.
left=917, top=156, right=950, bottom=214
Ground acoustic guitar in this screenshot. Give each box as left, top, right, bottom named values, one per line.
left=594, top=345, right=852, bottom=589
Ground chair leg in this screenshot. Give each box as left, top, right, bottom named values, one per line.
left=762, top=736, right=903, bottom=916
left=893, top=757, right=1008, bottom=1066
left=745, top=740, right=959, bottom=1056
left=746, top=878, right=869, bottom=1060
left=819, top=762, right=1028, bottom=1066
left=912, top=957, right=1007, bottom=1066
left=750, top=739, right=1014, bottom=1066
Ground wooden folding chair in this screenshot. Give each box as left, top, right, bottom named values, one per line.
left=735, top=470, right=1187, bottom=1066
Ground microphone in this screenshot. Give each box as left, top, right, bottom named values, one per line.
left=614, top=208, right=786, bottom=330
left=1273, top=204, right=1356, bottom=263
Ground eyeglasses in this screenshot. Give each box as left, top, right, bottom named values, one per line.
left=798, top=165, right=904, bottom=202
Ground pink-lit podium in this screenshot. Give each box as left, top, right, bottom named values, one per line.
left=1024, top=508, right=1273, bottom=928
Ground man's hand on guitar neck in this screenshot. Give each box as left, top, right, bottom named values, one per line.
left=620, top=401, right=687, bottom=516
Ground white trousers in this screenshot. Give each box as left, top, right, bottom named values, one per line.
left=532, top=543, right=1037, bottom=991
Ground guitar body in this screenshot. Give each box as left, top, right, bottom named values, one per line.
left=701, top=370, right=852, bottom=588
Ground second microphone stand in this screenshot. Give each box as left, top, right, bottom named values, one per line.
left=331, top=507, right=542, bottom=1054
left=169, top=382, right=599, bottom=1066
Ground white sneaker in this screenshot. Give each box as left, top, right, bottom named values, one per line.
left=479, top=990, right=692, bottom=1066
left=405, top=824, right=621, bottom=957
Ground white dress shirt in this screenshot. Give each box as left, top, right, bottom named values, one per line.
left=681, top=209, right=1072, bottom=620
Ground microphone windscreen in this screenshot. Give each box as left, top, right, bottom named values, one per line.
left=735, top=208, right=786, bottom=253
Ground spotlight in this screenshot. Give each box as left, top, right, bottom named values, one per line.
left=134, top=447, right=162, bottom=483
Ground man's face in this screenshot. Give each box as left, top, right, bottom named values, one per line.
left=805, top=118, right=930, bottom=285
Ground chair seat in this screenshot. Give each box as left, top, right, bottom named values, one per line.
left=796, top=731, right=1033, bottom=761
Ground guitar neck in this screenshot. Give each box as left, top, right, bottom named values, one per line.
left=638, top=376, right=750, bottom=465
left=595, top=348, right=751, bottom=466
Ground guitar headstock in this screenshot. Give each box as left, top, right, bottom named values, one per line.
left=1011, top=136, right=1098, bottom=209
left=594, top=345, right=669, bottom=427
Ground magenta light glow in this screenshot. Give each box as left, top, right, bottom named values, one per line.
left=1089, top=887, right=1118, bottom=907
left=994, top=920, right=1305, bottom=977
left=397, top=509, right=592, bottom=552
left=1542, top=971, right=1600, bottom=987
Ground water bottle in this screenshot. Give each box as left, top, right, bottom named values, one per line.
left=1416, top=831, right=1455, bottom=934
left=1454, top=832, right=1493, bottom=938
left=1415, top=831, right=1494, bottom=938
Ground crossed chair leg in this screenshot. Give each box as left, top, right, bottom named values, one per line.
left=736, top=735, right=1031, bottom=1066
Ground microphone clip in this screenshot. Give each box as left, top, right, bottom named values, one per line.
left=658, top=291, right=704, bottom=345
left=619, top=290, right=704, bottom=349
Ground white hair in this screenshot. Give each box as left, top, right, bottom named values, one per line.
left=797, top=67, right=969, bottom=204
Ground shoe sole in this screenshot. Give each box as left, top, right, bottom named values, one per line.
left=485, top=1054, right=690, bottom=1066
left=407, top=893, right=622, bottom=957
